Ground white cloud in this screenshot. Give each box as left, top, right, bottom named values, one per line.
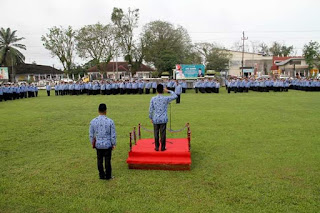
left=1, top=0, right=319, bottom=69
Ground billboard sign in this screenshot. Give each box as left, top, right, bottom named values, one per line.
left=175, top=64, right=205, bottom=79
left=0, top=67, right=9, bottom=80
left=243, top=68, right=254, bottom=73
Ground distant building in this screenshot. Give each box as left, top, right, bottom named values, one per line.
left=13, top=63, right=64, bottom=82
left=227, top=50, right=273, bottom=77
left=271, top=56, right=315, bottom=77
left=87, top=62, right=155, bottom=79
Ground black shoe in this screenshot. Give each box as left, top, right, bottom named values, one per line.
left=99, top=176, right=106, bottom=180
left=106, top=176, right=115, bottom=180
left=161, top=148, right=166, bottom=151
left=155, top=148, right=159, bottom=151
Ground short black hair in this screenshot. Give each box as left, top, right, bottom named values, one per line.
left=98, top=103, right=107, bottom=112
left=157, top=84, right=163, bottom=93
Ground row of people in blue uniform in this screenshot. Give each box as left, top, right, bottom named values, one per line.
left=0, top=83, right=39, bottom=102
left=193, top=79, right=221, bottom=93
left=290, top=79, right=320, bottom=91
left=226, top=78, right=290, bottom=93
left=49, top=80, right=188, bottom=96
left=225, top=78, right=320, bottom=93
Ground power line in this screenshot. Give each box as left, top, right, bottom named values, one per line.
left=189, top=30, right=320, bottom=34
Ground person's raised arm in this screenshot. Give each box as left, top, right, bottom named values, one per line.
left=165, top=87, right=177, bottom=103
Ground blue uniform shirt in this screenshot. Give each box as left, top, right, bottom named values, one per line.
left=175, top=84, right=182, bottom=95
left=149, top=91, right=177, bottom=124
left=89, top=115, right=116, bottom=149
left=152, top=82, right=157, bottom=89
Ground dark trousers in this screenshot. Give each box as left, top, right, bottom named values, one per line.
left=96, top=148, right=112, bottom=179
left=176, top=94, right=180, bottom=104
left=47, top=91, right=50, bottom=96
left=153, top=123, right=167, bottom=151
left=152, top=88, right=156, bottom=94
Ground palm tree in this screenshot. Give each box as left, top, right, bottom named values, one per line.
left=0, top=28, right=26, bottom=81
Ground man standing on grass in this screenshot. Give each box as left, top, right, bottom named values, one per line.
left=89, top=103, right=116, bottom=180
left=46, top=83, right=51, bottom=96
left=175, top=80, right=182, bottom=104
left=149, top=84, right=177, bottom=151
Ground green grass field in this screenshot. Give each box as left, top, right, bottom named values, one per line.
left=0, top=89, right=319, bottom=213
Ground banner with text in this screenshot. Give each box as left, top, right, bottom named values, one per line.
left=0, top=67, right=9, bottom=80
left=175, top=64, right=205, bottom=79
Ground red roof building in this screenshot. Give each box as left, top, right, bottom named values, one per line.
left=271, top=56, right=304, bottom=70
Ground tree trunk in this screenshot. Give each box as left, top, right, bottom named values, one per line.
left=11, top=66, right=16, bottom=82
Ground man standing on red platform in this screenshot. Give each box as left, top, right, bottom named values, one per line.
left=149, top=84, right=177, bottom=151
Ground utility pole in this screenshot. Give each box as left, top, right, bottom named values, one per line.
left=241, top=31, right=248, bottom=77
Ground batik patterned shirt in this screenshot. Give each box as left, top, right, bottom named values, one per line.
left=89, top=115, right=116, bottom=149
left=149, top=91, right=177, bottom=124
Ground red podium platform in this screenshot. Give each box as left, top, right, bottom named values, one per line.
left=126, top=124, right=191, bottom=170
left=126, top=138, right=191, bottom=170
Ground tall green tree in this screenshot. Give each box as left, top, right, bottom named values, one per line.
left=259, top=42, right=269, bottom=56
left=195, top=42, right=215, bottom=64
left=183, top=46, right=202, bottom=64
left=303, top=40, right=320, bottom=70
left=111, top=7, right=139, bottom=71
left=269, top=42, right=293, bottom=57
left=75, top=23, right=116, bottom=65
left=0, top=27, right=26, bottom=81
left=281, top=45, right=294, bottom=57
left=195, top=42, right=231, bottom=72
left=141, top=20, right=193, bottom=75
left=41, top=26, right=76, bottom=72
left=206, top=47, right=231, bottom=71
left=269, top=42, right=282, bottom=56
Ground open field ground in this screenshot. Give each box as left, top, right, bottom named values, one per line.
left=1, top=89, right=319, bottom=212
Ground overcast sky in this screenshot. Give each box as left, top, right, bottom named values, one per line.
left=1, top=0, right=320, bottom=69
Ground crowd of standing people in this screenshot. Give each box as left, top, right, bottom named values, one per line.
left=2, top=76, right=319, bottom=102
left=193, top=78, right=221, bottom=93
left=225, top=77, right=320, bottom=93
left=52, top=79, right=187, bottom=96
left=0, top=83, right=39, bottom=102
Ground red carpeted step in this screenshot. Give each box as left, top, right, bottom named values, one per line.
left=126, top=138, right=191, bottom=170
left=128, top=150, right=190, bottom=158
left=127, top=156, right=191, bottom=165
